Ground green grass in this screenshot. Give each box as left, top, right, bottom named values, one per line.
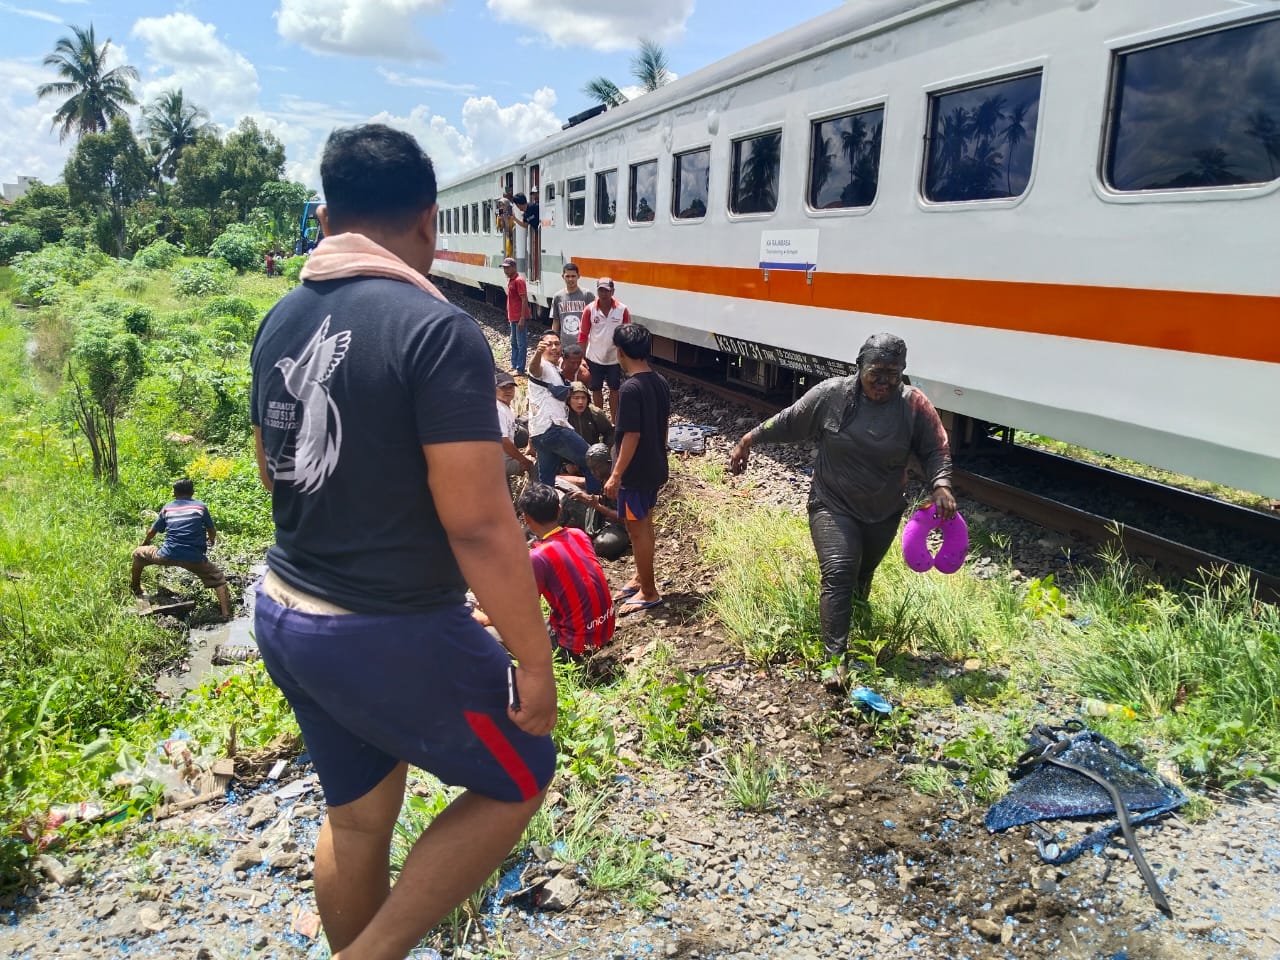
left=0, top=252, right=281, bottom=884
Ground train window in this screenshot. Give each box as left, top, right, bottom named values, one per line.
left=595, top=169, right=618, bottom=224
left=1106, top=18, right=1280, bottom=191
left=730, top=131, right=782, bottom=214
left=462, top=205, right=469, bottom=234
left=545, top=182, right=556, bottom=201
left=809, top=107, right=884, bottom=209
left=629, top=160, right=658, bottom=222
left=445, top=209, right=452, bottom=233
left=482, top=200, right=492, bottom=233
left=923, top=71, right=1042, bottom=202
left=471, top=203, right=479, bottom=233
left=567, top=176, right=586, bottom=227
left=673, top=147, right=710, bottom=219
left=438, top=211, right=444, bottom=233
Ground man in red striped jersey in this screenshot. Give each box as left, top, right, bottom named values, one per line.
left=516, top=483, right=615, bottom=658
left=130, top=477, right=231, bottom=619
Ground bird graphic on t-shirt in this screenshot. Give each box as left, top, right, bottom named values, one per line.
left=274, top=316, right=351, bottom=494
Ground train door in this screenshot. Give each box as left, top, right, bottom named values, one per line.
left=498, top=170, right=516, bottom=262
left=527, top=164, right=541, bottom=281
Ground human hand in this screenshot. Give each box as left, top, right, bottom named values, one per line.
left=728, top=435, right=753, bottom=474
left=604, top=473, right=620, bottom=500
left=931, top=485, right=957, bottom=521
left=508, top=663, right=556, bottom=735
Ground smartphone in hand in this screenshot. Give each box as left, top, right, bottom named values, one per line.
left=507, top=662, right=520, bottom=712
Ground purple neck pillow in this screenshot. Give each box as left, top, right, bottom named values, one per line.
left=902, top=506, right=968, bottom=574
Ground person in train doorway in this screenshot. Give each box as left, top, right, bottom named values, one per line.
left=727, top=333, right=955, bottom=692
left=249, top=123, right=556, bottom=960
left=604, top=323, right=670, bottom=616
left=578, top=276, right=631, bottom=422
left=130, top=477, right=231, bottom=620
left=527, top=331, right=602, bottom=494
left=550, top=261, right=591, bottom=345
left=502, top=256, right=531, bottom=375
left=512, top=190, right=540, bottom=278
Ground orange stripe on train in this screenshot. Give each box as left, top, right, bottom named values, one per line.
left=436, top=250, right=487, bottom=267
left=570, top=257, right=1280, bottom=365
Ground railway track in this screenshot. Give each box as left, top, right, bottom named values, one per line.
left=656, top=362, right=1280, bottom=603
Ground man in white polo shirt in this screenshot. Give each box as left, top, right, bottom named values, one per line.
left=578, top=277, right=630, bottom=422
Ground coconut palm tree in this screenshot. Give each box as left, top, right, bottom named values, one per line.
left=1001, top=100, right=1032, bottom=196
left=738, top=132, right=781, bottom=213
left=37, top=24, right=139, bottom=142
left=1245, top=110, right=1280, bottom=179
left=582, top=38, right=673, bottom=108
left=143, top=89, right=214, bottom=180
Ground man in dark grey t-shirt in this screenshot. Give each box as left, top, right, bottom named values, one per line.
left=550, top=261, right=591, bottom=343
left=250, top=124, right=556, bottom=960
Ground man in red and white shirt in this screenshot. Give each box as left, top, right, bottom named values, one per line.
left=578, top=277, right=630, bottom=422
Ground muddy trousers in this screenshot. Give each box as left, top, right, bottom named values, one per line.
left=807, top=501, right=902, bottom=660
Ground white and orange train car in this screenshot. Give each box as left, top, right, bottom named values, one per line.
left=431, top=0, right=1280, bottom=498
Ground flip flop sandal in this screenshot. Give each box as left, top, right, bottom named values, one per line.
left=618, top=597, right=664, bottom=616
left=613, top=586, right=640, bottom=601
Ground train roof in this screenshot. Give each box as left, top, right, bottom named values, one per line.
left=439, top=0, right=956, bottom=190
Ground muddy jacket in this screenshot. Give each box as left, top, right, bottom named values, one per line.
left=752, top=376, right=951, bottom=523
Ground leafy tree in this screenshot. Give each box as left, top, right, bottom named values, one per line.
left=255, top=180, right=314, bottom=250
left=36, top=24, right=139, bottom=142
left=0, top=227, right=42, bottom=265
left=63, top=116, right=151, bottom=257
left=143, top=89, right=214, bottom=181
left=0, top=183, right=77, bottom=244
left=67, top=319, right=146, bottom=483
left=220, top=119, right=287, bottom=223
left=174, top=133, right=227, bottom=225
left=583, top=38, right=672, bottom=107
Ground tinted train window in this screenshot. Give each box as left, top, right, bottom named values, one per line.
left=462, top=206, right=469, bottom=234
left=545, top=182, right=556, bottom=201
left=595, top=170, right=618, bottom=224
left=810, top=107, right=884, bottom=209
left=482, top=200, right=492, bottom=233
left=445, top=209, right=452, bottom=233
left=472, top=203, right=479, bottom=233
left=567, top=176, right=586, bottom=227
left=629, top=160, right=657, bottom=222
left=673, top=148, right=710, bottom=219
left=924, top=72, right=1042, bottom=202
left=730, top=131, right=782, bottom=214
left=1107, top=18, right=1280, bottom=191
left=438, top=211, right=444, bottom=233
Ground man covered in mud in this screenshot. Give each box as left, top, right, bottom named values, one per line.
left=249, top=123, right=556, bottom=960
left=130, top=477, right=231, bottom=619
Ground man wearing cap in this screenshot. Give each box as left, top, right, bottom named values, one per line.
left=578, top=277, right=630, bottom=422
left=502, top=257, right=531, bottom=375
left=496, top=369, right=534, bottom=480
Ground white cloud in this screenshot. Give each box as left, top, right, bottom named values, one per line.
left=131, top=13, right=260, bottom=119
left=0, top=3, right=62, bottom=24
left=276, top=0, right=447, bottom=59
left=458, top=87, right=561, bottom=169
left=0, top=59, right=71, bottom=186
left=377, top=67, right=477, bottom=94
left=485, top=0, right=694, bottom=52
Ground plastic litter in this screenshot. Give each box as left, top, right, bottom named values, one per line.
left=667, top=423, right=717, bottom=454
left=849, top=686, right=893, bottom=714
left=1081, top=698, right=1138, bottom=720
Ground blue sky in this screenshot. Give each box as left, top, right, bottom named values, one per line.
left=0, top=0, right=845, bottom=192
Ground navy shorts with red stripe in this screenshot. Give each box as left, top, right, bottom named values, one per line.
left=254, top=587, right=555, bottom=807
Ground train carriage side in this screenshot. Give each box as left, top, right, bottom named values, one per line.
left=435, top=0, right=1280, bottom=498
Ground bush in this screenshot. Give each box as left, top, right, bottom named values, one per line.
left=75, top=299, right=155, bottom=339
left=133, top=239, right=181, bottom=270
left=208, top=225, right=261, bottom=273
left=0, top=226, right=41, bottom=265
left=279, top=255, right=307, bottom=283
left=171, top=261, right=234, bottom=299
left=10, top=244, right=110, bottom=305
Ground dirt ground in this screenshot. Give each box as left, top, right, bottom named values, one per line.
left=3, top=473, right=1278, bottom=960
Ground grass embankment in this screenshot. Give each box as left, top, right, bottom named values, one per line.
left=0, top=245, right=290, bottom=883
left=697, top=476, right=1280, bottom=797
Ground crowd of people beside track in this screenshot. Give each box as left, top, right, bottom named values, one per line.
left=121, top=123, right=955, bottom=960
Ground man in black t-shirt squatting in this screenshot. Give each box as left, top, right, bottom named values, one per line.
left=249, top=124, right=556, bottom=960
